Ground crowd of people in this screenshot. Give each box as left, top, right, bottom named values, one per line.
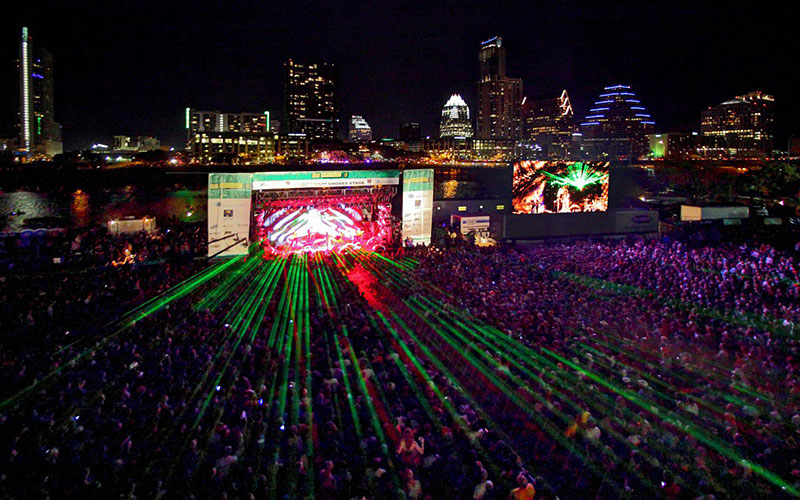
left=413, top=238, right=800, bottom=498
left=0, top=223, right=206, bottom=271
left=1, top=231, right=799, bottom=499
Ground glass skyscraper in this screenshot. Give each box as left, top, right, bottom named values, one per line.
left=284, top=60, right=338, bottom=143
left=701, top=91, right=774, bottom=158
left=18, top=27, right=62, bottom=158
left=522, top=90, right=575, bottom=159
left=476, top=36, right=522, bottom=141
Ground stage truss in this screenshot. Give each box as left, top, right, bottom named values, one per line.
left=253, top=185, right=398, bottom=255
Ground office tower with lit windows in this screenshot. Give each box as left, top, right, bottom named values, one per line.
left=476, top=36, right=522, bottom=141
left=579, top=84, right=655, bottom=160
left=522, top=89, right=574, bottom=159
left=439, top=94, right=473, bottom=139
left=17, top=27, right=62, bottom=158
left=187, top=110, right=270, bottom=135
left=284, top=60, right=338, bottom=143
left=700, top=91, right=774, bottom=158
left=113, top=135, right=161, bottom=152
left=186, top=109, right=275, bottom=164
left=348, top=115, right=372, bottom=143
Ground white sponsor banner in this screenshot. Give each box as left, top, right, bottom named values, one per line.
left=208, top=173, right=252, bottom=257
left=208, top=198, right=251, bottom=256
left=402, top=169, right=433, bottom=245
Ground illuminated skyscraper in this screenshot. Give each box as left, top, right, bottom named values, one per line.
left=476, top=36, right=522, bottom=141
left=187, top=110, right=270, bottom=135
left=284, top=60, right=338, bottom=143
left=522, top=90, right=574, bottom=159
left=439, top=94, right=473, bottom=139
left=186, top=109, right=275, bottom=164
left=579, top=84, right=654, bottom=160
left=701, top=91, right=774, bottom=158
left=348, top=115, right=372, bottom=143
left=18, top=27, right=62, bottom=158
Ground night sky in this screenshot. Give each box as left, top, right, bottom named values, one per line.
left=4, top=1, right=798, bottom=151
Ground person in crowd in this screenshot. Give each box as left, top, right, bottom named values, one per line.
left=396, top=427, right=424, bottom=469
left=509, top=473, right=535, bottom=500
left=2, top=233, right=799, bottom=499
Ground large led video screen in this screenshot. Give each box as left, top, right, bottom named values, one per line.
left=512, top=161, right=610, bottom=214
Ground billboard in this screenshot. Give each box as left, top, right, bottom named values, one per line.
left=512, top=161, right=609, bottom=214
left=402, top=168, right=434, bottom=245
left=208, top=173, right=253, bottom=257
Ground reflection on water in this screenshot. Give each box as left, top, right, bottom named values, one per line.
left=435, top=180, right=485, bottom=199
left=0, top=188, right=207, bottom=231
left=71, top=190, right=90, bottom=227
left=440, top=180, right=459, bottom=199
left=433, top=166, right=512, bottom=200
left=0, top=192, right=60, bottom=230
left=0, top=166, right=510, bottom=231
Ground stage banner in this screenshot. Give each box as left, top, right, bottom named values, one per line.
left=252, top=170, right=399, bottom=190
left=402, top=168, right=434, bottom=245
left=208, top=173, right=253, bottom=257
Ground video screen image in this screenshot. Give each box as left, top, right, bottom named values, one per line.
left=255, top=195, right=393, bottom=254
left=512, top=161, right=610, bottom=214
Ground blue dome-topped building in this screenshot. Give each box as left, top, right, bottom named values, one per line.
left=579, top=84, right=654, bottom=161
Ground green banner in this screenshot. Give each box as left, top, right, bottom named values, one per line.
left=252, top=170, right=399, bottom=183
left=402, top=168, right=434, bottom=244
left=208, top=173, right=253, bottom=199
left=402, top=169, right=434, bottom=192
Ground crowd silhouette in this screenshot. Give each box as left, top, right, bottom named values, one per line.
left=1, top=229, right=799, bottom=499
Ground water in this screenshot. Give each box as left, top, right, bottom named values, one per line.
left=0, top=186, right=207, bottom=232
left=433, top=166, right=512, bottom=199
left=0, top=164, right=512, bottom=232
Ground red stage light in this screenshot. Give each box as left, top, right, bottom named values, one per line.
left=255, top=197, right=394, bottom=255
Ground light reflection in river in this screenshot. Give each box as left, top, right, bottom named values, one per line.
left=71, top=190, right=90, bottom=227
left=0, top=188, right=207, bottom=231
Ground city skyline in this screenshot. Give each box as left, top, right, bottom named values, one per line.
left=3, top=1, right=798, bottom=151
